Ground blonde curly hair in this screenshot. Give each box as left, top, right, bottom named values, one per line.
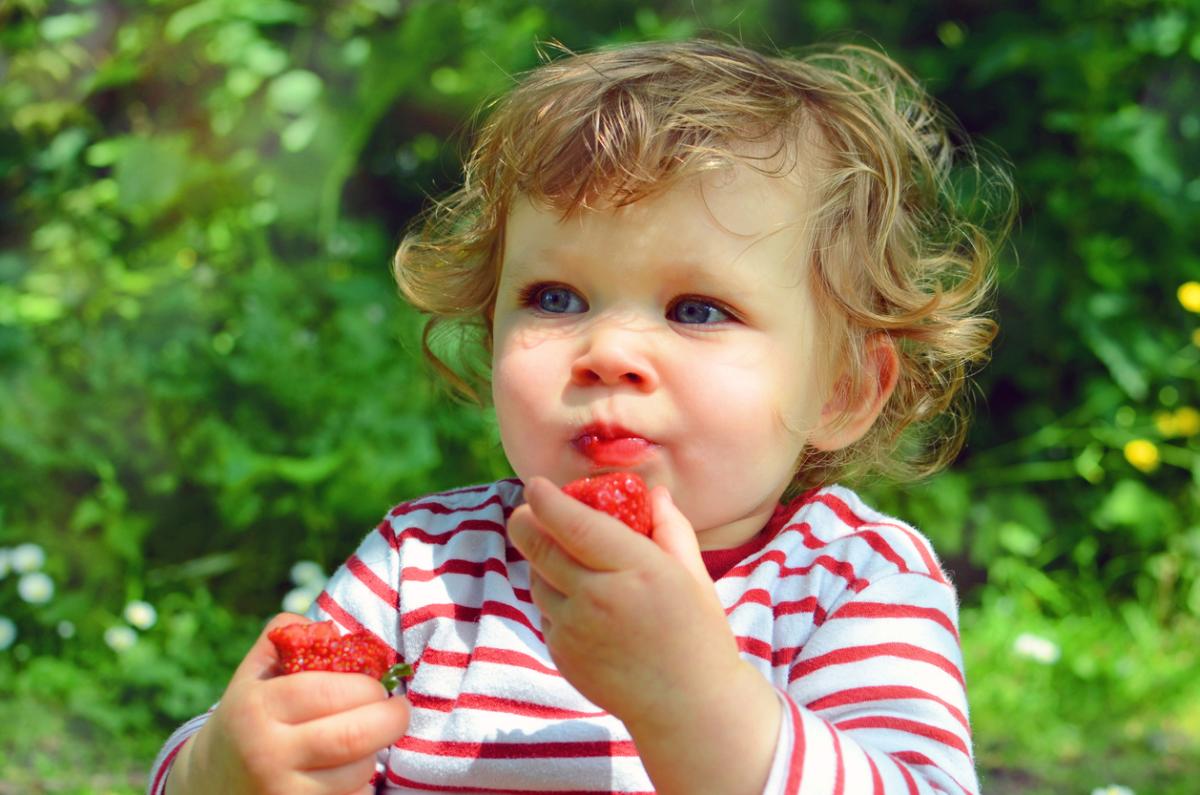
left=393, top=38, right=1014, bottom=490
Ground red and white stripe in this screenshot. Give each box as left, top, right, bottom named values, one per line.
left=148, top=479, right=976, bottom=794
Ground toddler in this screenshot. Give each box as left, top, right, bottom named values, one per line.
left=151, top=38, right=1010, bottom=795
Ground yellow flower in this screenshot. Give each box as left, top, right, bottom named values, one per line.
left=1180, top=281, right=1200, bottom=313
left=1173, top=406, right=1200, bottom=437
left=1123, top=439, right=1160, bottom=473
left=1153, top=411, right=1176, bottom=437
left=1157, top=407, right=1200, bottom=438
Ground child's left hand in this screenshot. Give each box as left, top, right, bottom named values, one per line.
left=506, top=475, right=745, bottom=730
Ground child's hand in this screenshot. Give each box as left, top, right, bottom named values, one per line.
left=507, top=476, right=745, bottom=730
left=167, top=613, right=410, bottom=795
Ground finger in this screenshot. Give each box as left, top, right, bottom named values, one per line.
left=528, top=571, right=565, bottom=631
left=649, top=486, right=709, bottom=583
left=295, top=693, right=411, bottom=771
left=509, top=503, right=585, bottom=594
left=298, top=754, right=380, bottom=795
left=266, top=670, right=392, bottom=724
left=523, top=476, right=650, bottom=571
left=230, top=612, right=310, bottom=685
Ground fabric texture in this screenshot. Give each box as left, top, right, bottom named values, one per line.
left=148, top=479, right=977, bottom=794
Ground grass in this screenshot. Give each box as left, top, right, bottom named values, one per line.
left=0, top=695, right=147, bottom=795
left=967, top=596, right=1200, bottom=794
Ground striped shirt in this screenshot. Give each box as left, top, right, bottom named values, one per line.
left=149, top=479, right=977, bottom=794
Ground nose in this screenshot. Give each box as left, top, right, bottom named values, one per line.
left=569, top=325, right=658, bottom=392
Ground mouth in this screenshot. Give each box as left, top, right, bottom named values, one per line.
left=571, top=423, right=658, bottom=467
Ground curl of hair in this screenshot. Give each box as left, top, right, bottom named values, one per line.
left=392, top=38, right=1015, bottom=490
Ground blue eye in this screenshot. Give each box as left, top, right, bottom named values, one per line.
left=522, top=284, right=587, bottom=314
left=668, top=298, right=731, bottom=324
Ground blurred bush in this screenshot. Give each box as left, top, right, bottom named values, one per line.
left=1, top=0, right=1197, bottom=792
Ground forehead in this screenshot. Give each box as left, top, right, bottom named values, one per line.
left=502, top=163, right=815, bottom=280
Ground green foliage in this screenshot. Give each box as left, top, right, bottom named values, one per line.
left=965, top=597, right=1200, bottom=794
left=1, top=0, right=1198, bottom=791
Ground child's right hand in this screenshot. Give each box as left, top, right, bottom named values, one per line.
left=166, top=613, right=410, bottom=795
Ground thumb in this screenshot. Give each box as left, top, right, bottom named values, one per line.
left=649, top=486, right=708, bottom=583
left=229, top=612, right=310, bottom=685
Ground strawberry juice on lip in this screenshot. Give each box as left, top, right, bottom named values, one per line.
left=571, top=428, right=657, bottom=467
left=576, top=437, right=654, bottom=467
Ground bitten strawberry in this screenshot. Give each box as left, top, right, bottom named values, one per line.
left=562, top=471, right=652, bottom=535
left=268, top=620, right=411, bottom=686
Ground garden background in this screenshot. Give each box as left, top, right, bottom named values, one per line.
left=1, top=1, right=1198, bottom=793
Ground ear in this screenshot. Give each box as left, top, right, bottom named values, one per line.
left=809, top=333, right=899, bottom=452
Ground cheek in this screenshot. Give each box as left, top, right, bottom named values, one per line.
left=684, top=348, right=804, bottom=435
left=493, top=343, right=534, bottom=421
left=491, top=335, right=562, bottom=467
left=493, top=329, right=560, bottom=395
left=674, top=355, right=812, bottom=475
left=774, top=371, right=825, bottom=436
left=676, top=371, right=773, bottom=461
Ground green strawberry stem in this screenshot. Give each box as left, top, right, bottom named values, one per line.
left=382, top=661, right=415, bottom=692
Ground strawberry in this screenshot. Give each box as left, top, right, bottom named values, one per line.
left=268, top=620, right=412, bottom=688
left=562, top=471, right=652, bottom=535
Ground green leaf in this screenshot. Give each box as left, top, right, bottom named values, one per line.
left=1093, top=479, right=1178, bottom=542
left=69, top=497, right=106, bottom=533
left=1094, top=105, right=1181, bottom=193
left=244, top=42, right=289, bottom=77
left=111, top=136, right=193, bottom=221
left=280, top=115, right=319, bottom=152
left=165, top=1, right=225, bottom=42
left=270, top=452, right=343, bottom=485
left=1128, top=11, right=1187, bottom=57
left=37, top=128, right=89, bottom=171
left=39, top=12, right=98, bottom=43
left=104, top=514, right=153, bottom=563
left=998, top=522, right=1042, bottom=558
left=268, top=70, right=323, bottom=115
left=1079, top=318, right=1149, bottom=401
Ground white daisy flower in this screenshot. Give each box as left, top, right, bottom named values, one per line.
left=1090, top=786, right=1135, bottom=795
left=17, top=572, right=54, bottom=604
left=282, top=586, right=320, bottom=615
left=10, top=543, right=46, bottom=573
left=57, top=620, right=76, bottom=639
left=123, top=600, right=158, bottom=630
left=1013, top=632, right=1060, bottom=664
left=0, top=616, right=16, bottom=650
left=104, top=625, right=138, bottom=652
left=289, top=560, right=327, bottom=588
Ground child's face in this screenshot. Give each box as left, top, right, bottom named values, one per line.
left=491, top=167, right=839, bottom=550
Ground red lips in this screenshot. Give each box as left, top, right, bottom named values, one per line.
left=572, top=423, right=657, bottom=467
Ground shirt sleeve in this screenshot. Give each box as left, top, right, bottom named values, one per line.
left=760, top=572, right=978, bottom=795
left=146, top=708, right=213, bottom=795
